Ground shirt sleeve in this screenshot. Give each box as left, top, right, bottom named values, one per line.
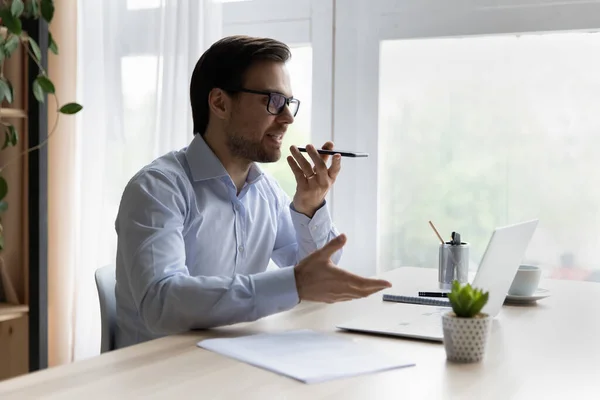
left=270, top=188, right=343, bottom=268
left=116, top=169, right=299, bottom=336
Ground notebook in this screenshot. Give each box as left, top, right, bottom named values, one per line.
left=382, top=293, right=451, bottom=307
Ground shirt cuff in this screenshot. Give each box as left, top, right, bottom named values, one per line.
left=251, top=266, right=299, bottom=317
left=290, top=200, right=334, bottom=242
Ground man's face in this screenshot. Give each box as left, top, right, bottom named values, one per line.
left=224, top=60, right=295, bottom=163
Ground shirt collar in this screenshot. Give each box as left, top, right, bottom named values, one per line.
left=185, top=134, right=265, bottom=183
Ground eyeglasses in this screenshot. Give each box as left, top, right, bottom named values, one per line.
left=225, top=88, right=300, bottom=117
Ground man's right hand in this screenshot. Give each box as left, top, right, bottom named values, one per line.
left=294, top=234, right=392, bottom=303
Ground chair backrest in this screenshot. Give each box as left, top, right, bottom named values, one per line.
left=94, top=265, right=116, bottom=353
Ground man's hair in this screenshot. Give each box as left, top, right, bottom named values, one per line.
left=190, top=35, right=292, bottom=136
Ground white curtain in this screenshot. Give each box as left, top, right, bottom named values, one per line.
left=73, top=0, right=222, bottom=360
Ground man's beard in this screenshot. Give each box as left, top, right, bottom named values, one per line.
left=226, top=130, right=281, bottom=163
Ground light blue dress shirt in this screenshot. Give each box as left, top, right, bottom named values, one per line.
left=114, top=134, right=342, bottom=348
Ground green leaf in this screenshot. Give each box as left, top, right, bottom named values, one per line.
left=0, top=78, right=13, bottom=103
left=2, top=131, right=10, bottom=150
left=2, top=124, right=18, bottom=149
left=3, top=34, right=21, bottom=57
left=28, top=37, right=42, bottom=61
left=11, top=0, right=25, bottom=17
left=24, top=0, right=39, bottom=18
left=36, top=75, right=55, bottom=94
left=458, top=288, right=472, bottom=311
left=48, top=31, right=58, bottom=55
left=452, top=280, right=460, bottom=293
left=470, top=292, right=489, bottom=316
left=448, top=292, right=460, bottom=315
left=0, top=176, right=7, bottom=201
left=40, top=0, right=54, bottom=23
left=59, top=102, right=83, bottom=114
left=8, top=124, right=18, bottom=146
left=23, top=1, right=32, bottom=17
left=32, top=79, right=44, bottom=103
left=448, top=280, right=490, bottom=318
left=0, top=201, right=7, bottom=212
left=0, top=9, right=22, bottom=35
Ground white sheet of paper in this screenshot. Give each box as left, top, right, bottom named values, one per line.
left=197, top=329, right=415, bottom=384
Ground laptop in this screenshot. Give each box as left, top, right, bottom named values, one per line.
left=336, top=219, right=539, bottom=342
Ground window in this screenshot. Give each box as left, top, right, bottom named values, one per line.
left=378, top=33, right=600, bottom=284
left=333, top=0, right=600, bottom=282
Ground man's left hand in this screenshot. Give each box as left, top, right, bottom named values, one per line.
left=287, top=141, right=341, bottom=218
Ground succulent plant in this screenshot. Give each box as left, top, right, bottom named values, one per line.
left=447, top=280, right=489, bottom=318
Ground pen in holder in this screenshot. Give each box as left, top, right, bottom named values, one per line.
left=438, top=242, right=469, bottom=290
left=428, top=222, right=470, bottom=290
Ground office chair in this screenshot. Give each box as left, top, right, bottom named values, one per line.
left=94, top=265, right=117, bottom=353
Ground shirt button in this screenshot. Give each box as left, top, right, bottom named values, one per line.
left=238, top=245, right=244, bottom=252
left=311, top=225, right=318, bottom=231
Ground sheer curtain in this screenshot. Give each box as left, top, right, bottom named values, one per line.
left=72, top=0, right=222, bottom=360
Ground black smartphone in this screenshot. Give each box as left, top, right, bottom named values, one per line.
left=297, top=147, right=369, bottom=158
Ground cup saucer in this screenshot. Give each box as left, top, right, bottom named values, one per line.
left=504, top=288, right=551, bottom=304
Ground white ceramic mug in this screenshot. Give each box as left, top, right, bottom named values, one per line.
left=508, top=265, right=542, bottom=296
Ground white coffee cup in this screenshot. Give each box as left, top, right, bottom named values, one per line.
left=508, top=265, right=542, bottom=296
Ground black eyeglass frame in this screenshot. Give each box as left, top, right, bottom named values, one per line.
left=222, top=87, right=301, bottom=117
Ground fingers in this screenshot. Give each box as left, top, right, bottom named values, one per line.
left=334, top=267, right=390, bottom=289
left=340, top=273, right=392, bottom=298
left=359, top=277, right=392, bottom=289
left=321, top=141, right=334, bottom=150
left=352, top=282, right=391, bottom=296
left=304, top=144, right=328, bottom=175
left=290, top=145, right=314, bottom=176
left=317, top=234, right=347, bottom=259
left=328, top=282, right=390, bottom=303
left=328, top=154, right=342, bottom=180
left=346, top=278, right=391, bottom=295
left=319, top=141, right=335, bottom=164
left=287, top=156, right=306, bottom=181
left=289, top=143, right=339, bottom=180
left=326, top=283, right=391, bottom=304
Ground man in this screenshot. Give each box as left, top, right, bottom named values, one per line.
left=114, top=35, right=391, bottom=349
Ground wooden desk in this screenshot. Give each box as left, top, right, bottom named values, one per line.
left=0, top=267, right=598, bottom=399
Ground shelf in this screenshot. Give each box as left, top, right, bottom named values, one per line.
left=0, top=303, right=28, bottom=314
left=0, top=303, right=29, bottom=322
left=0, top=108, right=27, bottom=119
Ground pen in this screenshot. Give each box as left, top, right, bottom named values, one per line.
left=418, top=292, right=449, bottom=298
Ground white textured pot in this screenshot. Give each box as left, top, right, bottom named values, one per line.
left=442, top=312, right=492, bottom=363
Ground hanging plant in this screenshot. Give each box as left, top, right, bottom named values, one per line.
left=0, top=0, right=83, bottom=249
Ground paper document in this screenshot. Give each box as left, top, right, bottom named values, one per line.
left=197, top=329, right=415, bottom=384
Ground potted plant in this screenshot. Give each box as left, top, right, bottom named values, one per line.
left=442, top=280, right=491, bottom=363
